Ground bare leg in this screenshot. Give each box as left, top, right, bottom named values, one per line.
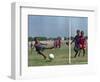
left=83, top=49, right=85, bottom=56
left=38, top=51, right=46, bottom=59
left=78, top=49, right=81, bottom=56
left=74, top=51, right=78, bottom=58
left=45, top=46, right=54, bottom=49
left=74, top=47, right=78, bottom=58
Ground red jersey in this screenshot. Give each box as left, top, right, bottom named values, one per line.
left=79, top=36, right=86, bottom=49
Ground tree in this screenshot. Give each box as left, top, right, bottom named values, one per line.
left=28, top=37, right=33, bottom=41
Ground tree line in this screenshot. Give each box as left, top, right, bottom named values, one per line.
left=28, top=36, right=88, bottom=41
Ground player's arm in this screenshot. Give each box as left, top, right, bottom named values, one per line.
left=84, top=38, right=87, bottom=47
left=71, top=37, right=75, bottom=44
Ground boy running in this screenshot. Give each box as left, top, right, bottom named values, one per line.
left=71, top=30, right=80, bottom=58
left=78, top=31, right=87, bottom=56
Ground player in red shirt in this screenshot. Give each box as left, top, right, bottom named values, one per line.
left=57, top=37, right=61, bottom=48
left=78, top=31, right=87, bottom=56
left=54, top=37, right=61, bottom=48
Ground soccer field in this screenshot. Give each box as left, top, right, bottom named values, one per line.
left=28, top=41, right=88, bottom=66
left=71, top=46, right=88, bottom=64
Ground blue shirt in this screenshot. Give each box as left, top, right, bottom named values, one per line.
left=74, top=35, right=80, bottom=48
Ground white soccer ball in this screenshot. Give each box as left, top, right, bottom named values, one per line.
left=49, top=54, right=54, bottom=60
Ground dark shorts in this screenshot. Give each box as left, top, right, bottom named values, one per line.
left=35, top=45, right=46, bottom=52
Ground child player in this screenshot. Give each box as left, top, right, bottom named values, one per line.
left=71, top=30, right=80, bottom=58
left=78, top=31, right=87, bottom=56
left=34, top=37, right=54, bottom=59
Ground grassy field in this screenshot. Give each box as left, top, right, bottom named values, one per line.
left=28, top=41, right=88, bottom=66
left=71, top=46, right=88, bottom=64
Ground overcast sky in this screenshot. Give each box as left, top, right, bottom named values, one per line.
left=28, top=15, right=88, bottom=38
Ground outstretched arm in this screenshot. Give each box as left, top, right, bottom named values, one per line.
left=71, top=38, right=75, bottom=44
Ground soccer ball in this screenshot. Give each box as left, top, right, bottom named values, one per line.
left=49, top=54, right=54, bottom=60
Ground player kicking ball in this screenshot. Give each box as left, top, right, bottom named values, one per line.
left=34, top=37, right=54, bottom=59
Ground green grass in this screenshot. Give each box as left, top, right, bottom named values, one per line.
left=71, top=45, right=88, bottom=64
left=28, top=42, right=88, bottom=66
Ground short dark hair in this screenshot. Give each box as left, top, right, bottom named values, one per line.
left=81, top=31, right=84, bottom=34
left=76, top=29, right=80, bottom=33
